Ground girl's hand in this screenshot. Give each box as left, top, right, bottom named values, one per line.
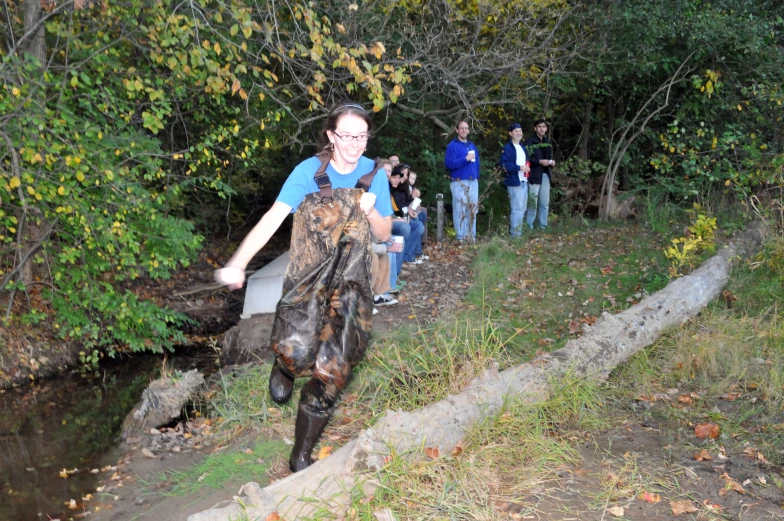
left=412, top=188, right=421, bottom=198
left=359, top=192, right=376, bottom=215
left=214, top=266, right=245, bottom=290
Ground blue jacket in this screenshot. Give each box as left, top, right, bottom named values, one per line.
left=524, top=135, right=553, bottom=185
left=445, top=138, right=480, bottom=181
left=499, top=141, right=528, bottom=187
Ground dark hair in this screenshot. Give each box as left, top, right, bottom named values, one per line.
left=455, top=119, right=469, bottom=130
left=319, top=103, right=373, bottom=153
left=533, top=119, right=548, bottom=128
left=390, top=165, right=405, bottom=177
left=508, top=122, right=522, bottom=131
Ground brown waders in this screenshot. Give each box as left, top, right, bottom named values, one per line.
left=269, top=153, right=376, bottom=472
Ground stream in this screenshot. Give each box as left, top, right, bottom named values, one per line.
left=0, top=348, right=216, bottom=521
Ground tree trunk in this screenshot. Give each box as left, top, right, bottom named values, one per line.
left=23, top=0, right=45, bottom=64
left=188, top=225, right=765, bottom=521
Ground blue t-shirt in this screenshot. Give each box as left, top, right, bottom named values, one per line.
left=277, top=156, right=393, bottom=217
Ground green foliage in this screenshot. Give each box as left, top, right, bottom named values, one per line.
left=664, top=204, right=717, bottom=277
left=0, top=0, right=412, bottom=357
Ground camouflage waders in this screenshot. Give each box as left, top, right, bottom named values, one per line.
left=268, top=153, right=376, bottom=472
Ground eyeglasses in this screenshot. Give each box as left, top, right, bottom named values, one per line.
left=332, top=132, right=372, bottom=142
left=401, top=164, right=410, bottom=170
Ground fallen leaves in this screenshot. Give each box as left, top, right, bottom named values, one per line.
left=719, top=472, right=745, bottom=495
left=317, top=446, right=332, bottom=460
left=265, top=512, right=282, bottom=521
left=640, top=491, right=661, bottom=503
left=424, top=446, right=440, bottom=459
left=694, top=422, right=720, bottom=439
left=693, top=449, right=712, bottom=461
left=606, top=505, right=624, bottom=517
left=670, top=499, right=698, bottom=515
left=742, top=446, right=770, bottom=464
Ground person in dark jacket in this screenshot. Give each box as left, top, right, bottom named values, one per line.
left=390, top=165, right=425, bottom=264
left=499, top=122, right=530, bottom=237
left=524, top=119, right=555, bottom=229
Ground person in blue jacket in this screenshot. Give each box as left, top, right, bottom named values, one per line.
left=444, top=120, right=480, bottom=242
left=499, top=122, right=531, bottom=237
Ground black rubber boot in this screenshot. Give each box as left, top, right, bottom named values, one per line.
left=269, top=360, right=294, bottom=404
left=289, top=404, right=330, bottom=472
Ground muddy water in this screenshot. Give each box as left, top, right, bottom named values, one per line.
left=0, top=349, right=215, bottom=521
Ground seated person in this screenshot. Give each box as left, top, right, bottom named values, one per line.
left=390, top=165, right=426, bottom=264
left=370, top=236, right=398, bottom=310
left=407, top=170, right=428, bottom=250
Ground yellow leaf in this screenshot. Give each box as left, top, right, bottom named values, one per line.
left=214, top=42, right=222, bottom=55
left=58, top=186, right=65, bottom=196
left=76, top=172, right=85, bottom=182
left=724, top=179, right=731, bottom=186
left=336, top=23, right=346, bottom=34
left=11, top=87, right=20, bottom=97
left=318, top=446, right=332, bottom=460
left=9, top=177, right=20, bottom=189
left=231, top=79, right=241, bottom=95
left=27, top=186, right=35, bottom=195
left=408, top=314, right=415, bottom=319
left=32, top=153, right=43, bottom=163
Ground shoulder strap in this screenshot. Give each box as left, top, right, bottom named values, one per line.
left=354, top=159, right=379, bottom=192
left=313, top=151, right=333, bottom=203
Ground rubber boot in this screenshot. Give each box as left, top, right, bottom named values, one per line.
left=289, top=405, right=330, bottom=472
left=269, top=360, right=294, bottom=404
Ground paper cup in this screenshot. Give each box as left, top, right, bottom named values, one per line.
left=410, top=197, right=421, bottom=210
left=393, top=235, right=404, bottom=245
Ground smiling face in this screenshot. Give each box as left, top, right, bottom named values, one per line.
left=456, top=121, right=470, bottom=141
left=509, top=128, right=523, bottom=143
left=408, top=172, right=417, bottom=185
left=389, top=155, right=400, bottom=166
left=390, top=174, right=402, bottom=188
left=327, top=113, right=370, bottom=169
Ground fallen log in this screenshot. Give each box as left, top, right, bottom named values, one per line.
left=188, top=225, right=764, bottom=521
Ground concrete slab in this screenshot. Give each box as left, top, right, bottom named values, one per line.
left=241, top=251, right=290, bottom=319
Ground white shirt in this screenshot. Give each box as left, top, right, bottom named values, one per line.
left=514, top=143, right=527, bottom=183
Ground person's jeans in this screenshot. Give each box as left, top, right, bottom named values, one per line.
left=404, top=219, right=424, bottom=261
left=415, top=208, right=428, bottom=246
left=507, top=183, right=528, bottom=237
left=450, top=179, right=478, bottom=241
left=526, top=174, right=550, bottom=229
left=387, top=246, right=400, bottom=288
left=391, top=220, right=422, bottom=262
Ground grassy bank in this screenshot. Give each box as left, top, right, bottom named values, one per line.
left=158, top=219, right=784, bottom=520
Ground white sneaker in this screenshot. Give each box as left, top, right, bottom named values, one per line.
left=374, top=294, right=398, bottom=306
left=405, top=258, right=423, bottom=265
left=417, top=254, right=429, bottom=262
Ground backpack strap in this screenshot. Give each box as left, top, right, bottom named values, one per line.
left=313, top=151, right=333, bottom=204
left=355, top=159, right=380, bottom=192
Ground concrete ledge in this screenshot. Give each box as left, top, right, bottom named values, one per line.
left=241, top=251, right=290, bottom=319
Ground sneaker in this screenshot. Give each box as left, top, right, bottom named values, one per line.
left=373, top=294, right=398, bottom=306
left=388, top=287, right=400, bottom=295
left=405, top=258, right=423, bottom=265
left=416, top=254, right=429, bottom=262
left=372, top=307, right=379, bottom=315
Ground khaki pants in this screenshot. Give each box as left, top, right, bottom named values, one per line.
left=371, top=252, right=391, bottom=296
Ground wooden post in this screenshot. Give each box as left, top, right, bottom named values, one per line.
left=436, top=193, right=444, bottom=242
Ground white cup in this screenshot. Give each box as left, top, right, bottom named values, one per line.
left=410, top=197, right=421, bottom=210
left=393, top=235, right=404, bottom=245
left=468, top=150, right=476, bottom=162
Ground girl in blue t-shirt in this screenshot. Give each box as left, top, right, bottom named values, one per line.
left=214, top=104, right=392, bottom=472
